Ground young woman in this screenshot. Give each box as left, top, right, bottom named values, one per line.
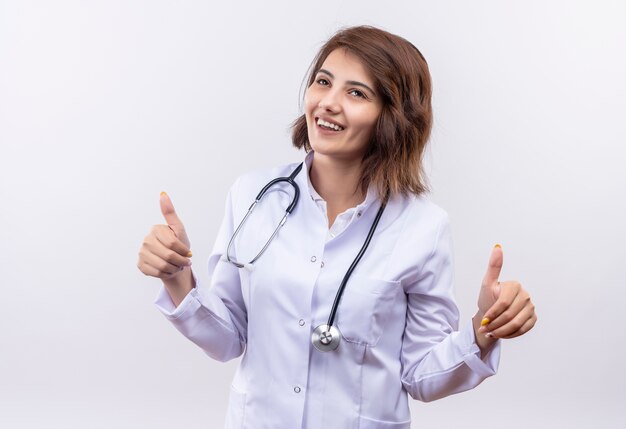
left=137, top=26, right=536, bottom=429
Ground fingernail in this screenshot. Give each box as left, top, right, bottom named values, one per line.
left=480, top=317, right=490, bottom=327
left=494, top=244, right=502, bottom=249
left=160, top=191, right=167, bottom=196
left=485, top=332, right=495, bottom=338
left=186, top=251, right=193, bottom=257
left=186, top=259, right=193, bottom=266
left=478, top=326, right=486, bottom=333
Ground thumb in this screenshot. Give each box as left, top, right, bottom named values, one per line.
left=160, top=191, right=184, bottom=228
left=482, top=244, right=503, bottom=287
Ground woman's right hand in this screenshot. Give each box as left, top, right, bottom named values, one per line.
left=137, top=192, right=193, bottom=282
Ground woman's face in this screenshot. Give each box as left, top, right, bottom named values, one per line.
left=304, top=48, right=383, bottom=162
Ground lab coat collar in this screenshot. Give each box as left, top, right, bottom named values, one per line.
left=301, top=151, right=378, bottom=215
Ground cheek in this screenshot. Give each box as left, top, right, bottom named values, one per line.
left=303, top=96, right=313, bottom=126
left=352, top=110, right=380, bottom=136
left=303, top=88, right=317, bottom=114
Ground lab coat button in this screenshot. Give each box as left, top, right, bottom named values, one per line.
left=298, top=319, right=305, bottom=326
left=357, top=211, right=362, bottom=217
left=310, top=256, right=317, bottom=262
left=294, top=386, right=301, bottom=393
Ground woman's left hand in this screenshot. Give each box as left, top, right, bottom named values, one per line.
left=474, top=245, right=537, bottom=348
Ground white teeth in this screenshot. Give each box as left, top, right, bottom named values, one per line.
left=316, top=117, right=344, bottom=131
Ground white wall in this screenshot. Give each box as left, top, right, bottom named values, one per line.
left=1, top=1, right=624, bottom=427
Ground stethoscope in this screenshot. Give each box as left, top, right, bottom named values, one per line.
left=225, top=163, right=386, bottom=352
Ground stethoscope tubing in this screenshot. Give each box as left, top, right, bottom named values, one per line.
left=225, top=161, right=387, bottom=352
left=254, top=163, right=302, bottom=214
left=325, top=199, right=386, bottom=328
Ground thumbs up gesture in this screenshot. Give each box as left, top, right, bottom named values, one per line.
left=474, top=245, right=537, bottom=347
left=137, top=192, right=193, bottom=280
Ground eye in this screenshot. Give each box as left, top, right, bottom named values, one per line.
left=316, top=77, right=330, bottom=86
left=349, top=89, right=367, bottom=99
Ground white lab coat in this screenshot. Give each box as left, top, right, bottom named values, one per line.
left=155, top=152, right=500, bottom=429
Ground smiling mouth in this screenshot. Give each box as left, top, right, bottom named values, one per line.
left=316, top=117, right=344, bottom=131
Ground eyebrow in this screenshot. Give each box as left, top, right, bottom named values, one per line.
left=318, top=69, right=377, bottom=96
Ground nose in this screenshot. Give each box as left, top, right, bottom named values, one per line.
left=318, top=88, right=341, bottom=113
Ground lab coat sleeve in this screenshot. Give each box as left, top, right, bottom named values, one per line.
left=154, top=179, right=247, bottom=362
left=400, top=214, right=501, bottom=402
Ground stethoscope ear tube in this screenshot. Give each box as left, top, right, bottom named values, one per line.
left=254, top=163, right=302, bottom=213
left=226, top=163, right=303, bottom=268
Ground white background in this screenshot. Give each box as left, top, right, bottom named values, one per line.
left=1, top=1, right=625, bottom=428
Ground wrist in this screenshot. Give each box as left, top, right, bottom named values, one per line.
left=163, top=266, right=193, bottom=287
left=162, top=267, right=195, bottom=306
left=472, top=311, right=497, bottom=357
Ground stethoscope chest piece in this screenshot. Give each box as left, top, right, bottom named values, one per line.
left=311, top=324, right=341, bottom=352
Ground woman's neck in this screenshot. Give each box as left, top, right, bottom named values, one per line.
left=309, top=153, right=365, bottom=227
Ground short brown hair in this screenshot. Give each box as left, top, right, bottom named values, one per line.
left=291, top=26, right=433, bottom=199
